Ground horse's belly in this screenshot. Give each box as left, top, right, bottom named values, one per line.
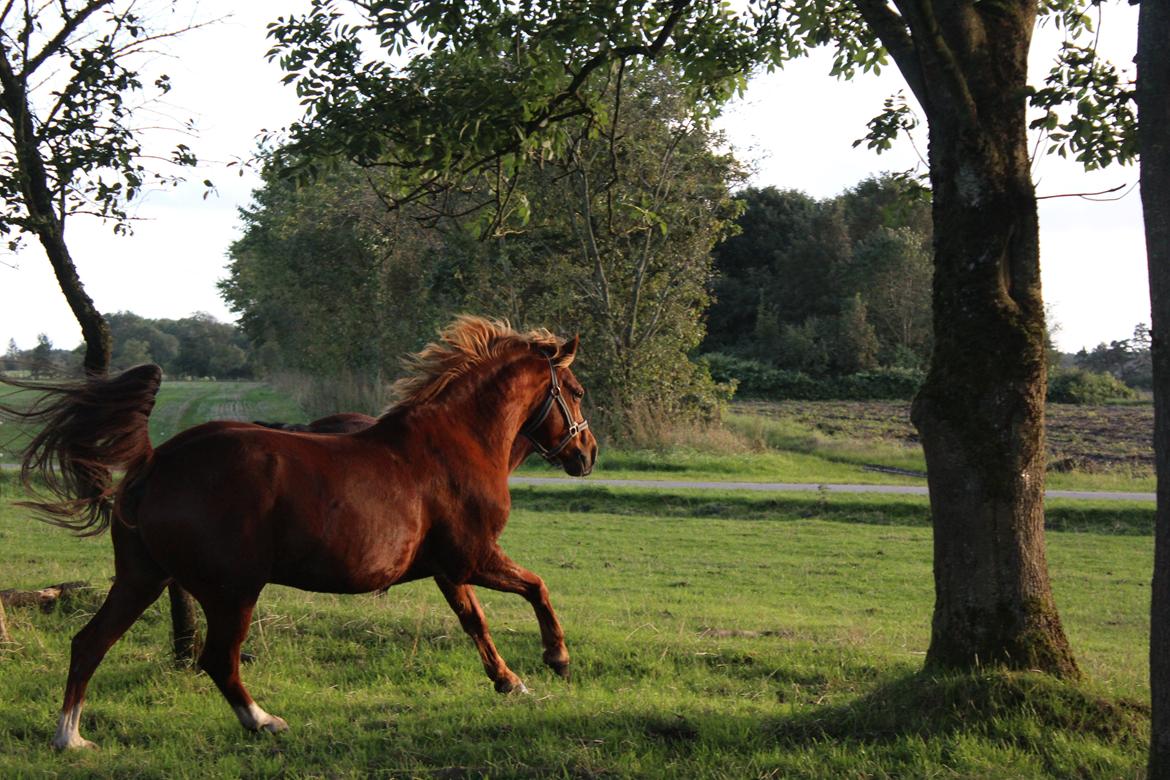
left=271, top=567, right=404, bottom=594
left=271, top=537, right=419, bottom=594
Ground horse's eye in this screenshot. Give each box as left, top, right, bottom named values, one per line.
left=572, top=388, right=585, bottom=400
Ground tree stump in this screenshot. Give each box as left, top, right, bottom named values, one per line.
left=0, top=580, right=91, bottom=611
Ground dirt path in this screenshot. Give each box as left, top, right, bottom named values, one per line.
left=508, top=476, right=1156, bottom=502
left=0, top=464, right=1152, bottom=501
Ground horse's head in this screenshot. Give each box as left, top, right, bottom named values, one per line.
left=521, top=335, right=598, bottom=477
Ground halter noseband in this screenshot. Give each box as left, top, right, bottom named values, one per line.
left=520, top=356, right=589, bottom=463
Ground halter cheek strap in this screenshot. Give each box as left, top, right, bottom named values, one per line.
left=520, top=357, right=590, bottom=462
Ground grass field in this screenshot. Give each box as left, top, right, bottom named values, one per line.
left=0, top=484, right=1153, bottom=778
left=0, top=379, right=1157, bottom=776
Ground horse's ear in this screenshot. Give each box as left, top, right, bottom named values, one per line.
left=555, top=334, right=579, bottom=368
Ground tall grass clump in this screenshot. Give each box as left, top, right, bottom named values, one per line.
left=266, top=370, right=392, bottom=419
left=619, top=402, right=748, bottom=454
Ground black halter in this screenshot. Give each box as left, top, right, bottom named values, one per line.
left=520, top=357, right=590, bottom=462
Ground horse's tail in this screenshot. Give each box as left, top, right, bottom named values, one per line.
left=0, top=364, right=162, bottom=536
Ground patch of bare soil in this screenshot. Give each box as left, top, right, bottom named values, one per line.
left=735, top=400, right=1154, bottom=474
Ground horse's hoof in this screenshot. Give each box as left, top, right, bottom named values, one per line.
left=260, top=715, right=289, bottom=734
left=52, top=736, right=98, bottom=751
left=495, top=677, right=529, bottom=695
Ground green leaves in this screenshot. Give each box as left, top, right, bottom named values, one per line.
left=265, top=0, right=757, bottom=214
left=0, top=1, right=203, bottom=237
left=1029, top=42, right=1137, bottom=170
left=854, top=92, right=919, bottom=153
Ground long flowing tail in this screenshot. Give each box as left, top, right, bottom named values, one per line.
left=0, top=364, right=162, bottom=536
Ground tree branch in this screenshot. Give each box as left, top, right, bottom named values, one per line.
left=851, top=0, right=928, bottom=108
left=24, top=0, right=115, bottom=76
left=890, top=0, right=978, bottom=127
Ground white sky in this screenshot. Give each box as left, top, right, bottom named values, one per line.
left=0, top=2, right=1148, bottom=355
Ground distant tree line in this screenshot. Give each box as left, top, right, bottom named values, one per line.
left=1042, top=322, right=1153, bottom=405
left=2, top=334, right=79, bottom=378
left=699, top=175, right=932, bottom=398
left=2, top=312, right=254, bottom=380
left=1073, top=323, right=1153, bottom=391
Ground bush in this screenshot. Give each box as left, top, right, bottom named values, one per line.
left=1048, top=369, right=1137, bottom=404
left=702, top=354, right=923, bottom=400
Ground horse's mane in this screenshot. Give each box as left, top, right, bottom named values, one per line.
left=388, top=316, right=570, bottom=409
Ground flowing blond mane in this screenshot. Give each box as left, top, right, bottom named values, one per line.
left=389, top=316, right=566, bottom=409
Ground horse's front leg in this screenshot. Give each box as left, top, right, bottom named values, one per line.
left=471, top=549, right=570, bottom=680
left=434, top=577, right=528, bottom=694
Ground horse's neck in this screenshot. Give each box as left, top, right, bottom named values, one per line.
left=407, top=357, right=539, bottom=471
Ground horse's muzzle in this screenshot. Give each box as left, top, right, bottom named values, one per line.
left=563, top=444, right=595, bottom=477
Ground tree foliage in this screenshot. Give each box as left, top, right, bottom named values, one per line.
left=221, top=163, right=445, bottom=381
left=227, top=61, right=739, bottom=432
left=706, top=175, right=932, bottom=375
left=1073, top=323, right=1153, bottom=391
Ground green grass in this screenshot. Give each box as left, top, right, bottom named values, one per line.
left=524, top=409, right=1152, bottom=495
left=0, top=484, right=1152, bottom=778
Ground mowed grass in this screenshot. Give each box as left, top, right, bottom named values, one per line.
left=0, top=482, right=1152, bottom=778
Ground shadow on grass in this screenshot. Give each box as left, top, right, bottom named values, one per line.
left=323, top=669, right=1147, bottom=778
left=4, top=657, right=1149, bottom=779
left=770, top=668, right=1148, bottom=747
left=511, top=486, right=1154, bottom=535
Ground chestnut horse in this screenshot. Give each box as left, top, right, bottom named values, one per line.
left=9, top=317, right=597, bottom=750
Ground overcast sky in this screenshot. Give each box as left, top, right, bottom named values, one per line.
left=0, top=2, right=1147, bottom=355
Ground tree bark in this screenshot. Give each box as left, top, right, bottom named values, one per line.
left=168, top=583, right=202, bottom=666
left=1141, top=0, right=1170, bottom=773
left=912, top=134, right=1076, bottom=676
left=896, top=0, right=1077, bottom=676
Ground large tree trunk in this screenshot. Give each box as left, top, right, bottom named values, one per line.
left=912, top=153, right=1076, bottom=674
left=1141, top=0, right=1170, bottom=773
left=902, top=0, right=1077, bottom=677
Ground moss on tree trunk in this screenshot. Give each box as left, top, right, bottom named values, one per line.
left=909, top=17, right=1078, bottom=677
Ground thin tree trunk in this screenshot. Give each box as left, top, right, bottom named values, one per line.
left=1, top=44, right=199, bottom=666
left=168, top=584, right=201, bottom=666
left=1141, top=0, right=1170, bottom=773
left=0, top=598, right=9, bottom=646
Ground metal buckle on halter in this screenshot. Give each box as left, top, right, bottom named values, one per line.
left=520, top=356, right=588, bottom=463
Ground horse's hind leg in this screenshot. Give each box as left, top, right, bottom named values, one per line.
left=471, top=549, right=570, bottom=680
left=434, top=577, right=528, bottom=694
left=196, top=596, right=288, bottom=734
left=53, top=533, right=168, bottom=750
